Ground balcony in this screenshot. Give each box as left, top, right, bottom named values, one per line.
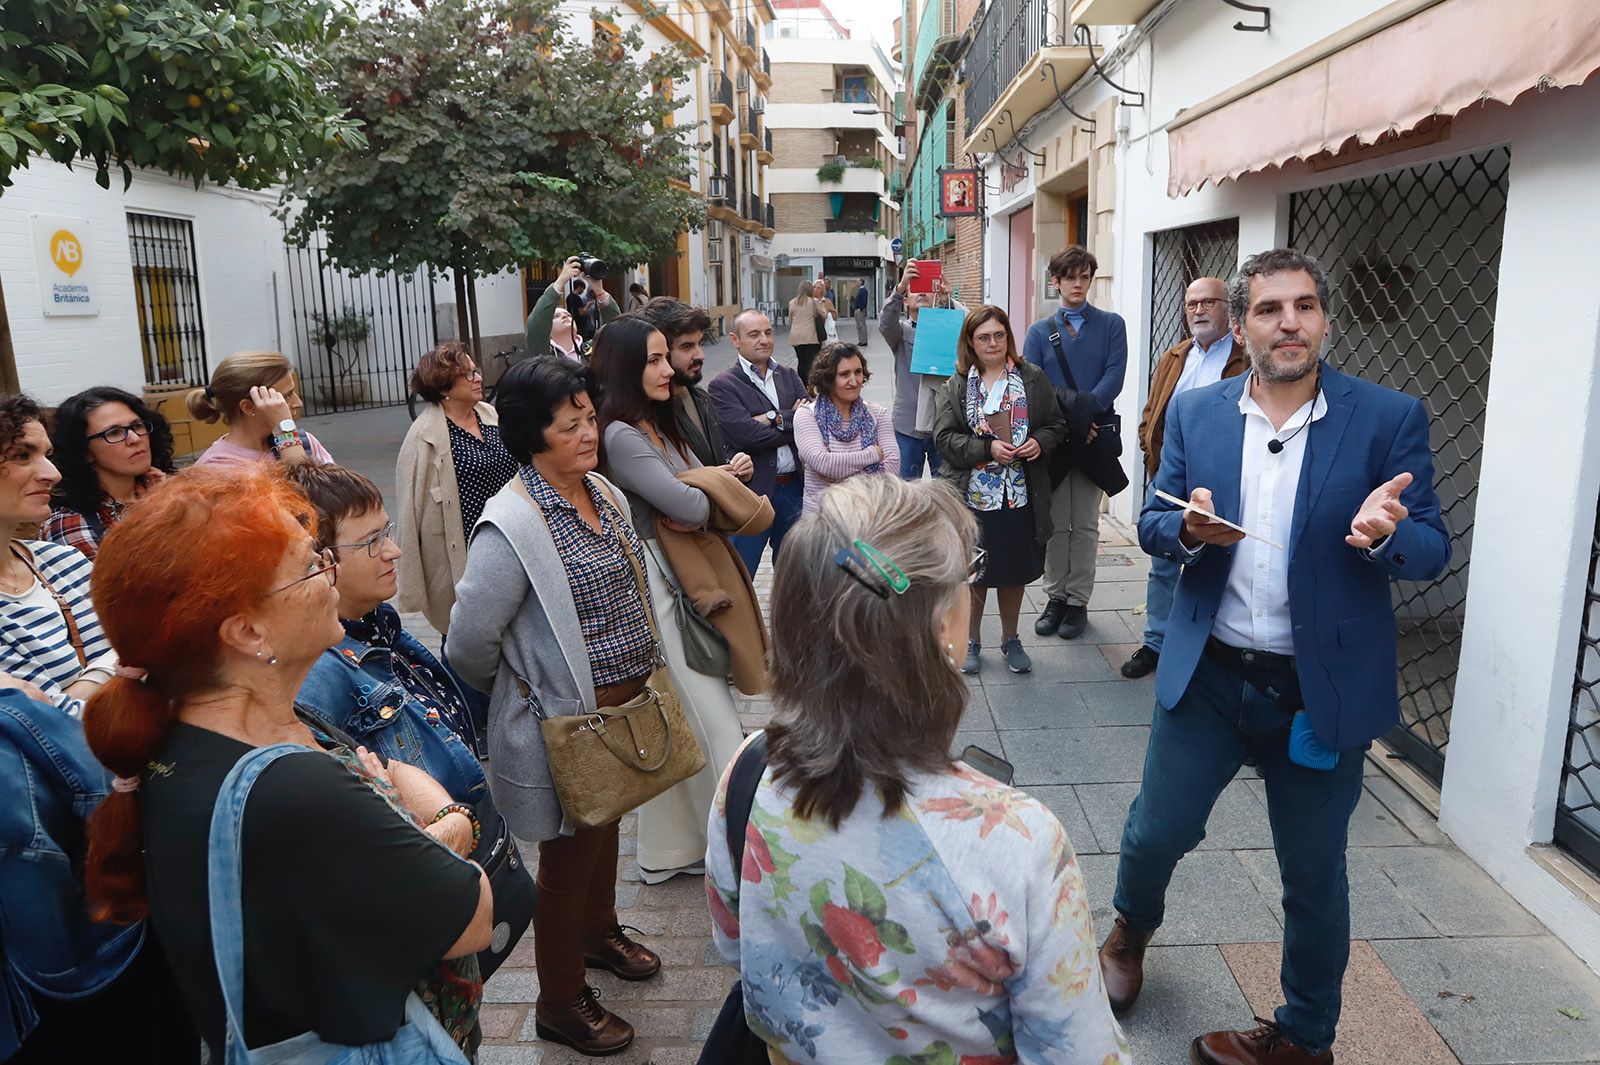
left=1071, top=0, right=1159, bottom=24
left=825, top=217, right=881, bottom=234
left=735, top=18, right=757, bottom=63
left=709, top=70, right=734, bottom=125
left=739, top=112, right=761, bottom=150
left=757, top=126, right=774, bottom=164
left=747, top=194, right=764, bottom=222
left=766, top=203, right=775, bottom=230
left=754, top=46, right=772, bottom=90
left=707, top=0, right=731, bottom=27
left=912, top=0, right=962, bottom=110
left=962, top=0, right=1092, bottom=156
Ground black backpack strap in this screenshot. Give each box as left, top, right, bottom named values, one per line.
left=724, top=732, right=770, bottom=870
left=1045, top=319, right=1082, bottom=393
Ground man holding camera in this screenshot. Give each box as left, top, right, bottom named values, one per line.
left=525, top=255, right=619, bottom=359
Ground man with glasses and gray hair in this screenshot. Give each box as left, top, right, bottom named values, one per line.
left=1120, top=276, right=1248, bottom=679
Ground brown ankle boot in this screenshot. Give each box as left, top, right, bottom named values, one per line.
left=1098, top=914, right=1155, bottom=1015
left=580, top=924, right=662, bottom=981
left=534, top=986, right=634, bottom=1056
left=1190, top=1018, right=1333, bottom=1064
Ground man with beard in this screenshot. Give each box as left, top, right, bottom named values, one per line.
left=1100, top=249, right=1449, bottom=1065
left=635, top=297, right=751, bottom=479
left=1122, top=276, right=1248, bottom=679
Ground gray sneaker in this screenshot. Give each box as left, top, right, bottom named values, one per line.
left=961, top=640, right=981, bottom=675
left=1000, top=636, right=1032, bottom=674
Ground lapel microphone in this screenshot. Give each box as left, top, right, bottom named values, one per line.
left=1266, top=366, right=1323, bottom=454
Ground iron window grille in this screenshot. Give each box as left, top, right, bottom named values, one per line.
left=126, top=212, right=209, bottom=386
left=1559, top=496, right=1600, bottom=875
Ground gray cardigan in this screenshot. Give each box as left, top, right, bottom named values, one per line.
left=602, top=421, right=709, bottom=540
left=446, top=471, right=636, bottom=842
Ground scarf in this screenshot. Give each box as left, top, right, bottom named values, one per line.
left=814, top=396, right=885, bottom=474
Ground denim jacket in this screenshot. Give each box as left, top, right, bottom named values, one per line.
left=297, top=609, right=488, bottom=803
left=0, top=688, right=144, bottom=1057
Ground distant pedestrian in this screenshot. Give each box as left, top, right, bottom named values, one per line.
left=44, top=386, right=174, bottom=560
left=705, top=474, right=1130, bottom=1065
left=880, top=259, right=960, bottom=480
left=932, top=306, right=1065, bottom=676
left=1023, top=246, right=1127, bottom=641
left=1106, top=249, right=1450, bottom=1065
left=188, top=350, right=335, bottom=468
left=852, top=282, right=869, bottom=344
left=626, top=282, right=649, bottom=313
left=787, top=280, right=822, bottom=381
left=1120, top=276, right=1247, bottom=680
left=792, top=342, right=897, bottom=512
left=813, top=278, right=840, bottom=343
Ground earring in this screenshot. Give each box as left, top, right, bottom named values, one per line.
left=255, top=649, right=279, bottom=666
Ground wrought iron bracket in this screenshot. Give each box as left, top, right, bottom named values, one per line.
left=1219, top=0, right=1270, bottom=32
left=1074, top=25, right=1145, bottom=108
left=1042, top=63, right=1097, bottom=131
left=999, top=111, right=1047, bottom=163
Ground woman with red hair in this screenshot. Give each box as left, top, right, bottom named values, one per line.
left=83, top=466, right=492, bottom=1060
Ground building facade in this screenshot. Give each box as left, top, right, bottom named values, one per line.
left=765, top=0, right=902, bottom=326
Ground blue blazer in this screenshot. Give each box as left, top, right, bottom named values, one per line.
left=707, top=362, right=808, bottom=498
left=1139, top=364, right=1451, bottom=750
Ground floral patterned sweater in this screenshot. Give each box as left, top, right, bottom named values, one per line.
left=706, top=735, right=1131, bottom=1065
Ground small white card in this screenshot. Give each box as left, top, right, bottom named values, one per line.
left=1154, top=489, right=1285, bottom=551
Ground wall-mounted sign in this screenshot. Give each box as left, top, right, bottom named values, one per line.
left=32, top=215, right=99, bottom=316
left=938, top=168, right=981, bottom=218
left=823, top=256, right=882, bottom=272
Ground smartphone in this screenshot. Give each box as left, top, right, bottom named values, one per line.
left=909, top=259, right=942, bottom=294
left=959, top=744, right=1014, bottom=785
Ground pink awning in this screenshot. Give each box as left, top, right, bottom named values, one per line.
left=1167, top=0, right=1600, bottom=197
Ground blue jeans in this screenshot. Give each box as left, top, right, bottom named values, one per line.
left=896, top=432, right=943, bottom=480
left=1141, top=555, right=1181, bottom=652
left=732, top=476, right=805, bottom=577
left=1113, top=652, right=1366, bottom=1055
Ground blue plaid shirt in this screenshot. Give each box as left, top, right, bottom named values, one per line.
left=521, top=466, right=656, bottom=686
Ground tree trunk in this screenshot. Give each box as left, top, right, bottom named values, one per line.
left=465, top=273, right=482, bottom=359
left=0, top=277, right=20, bottom=394
left=452, top=263, right=470, bottom=347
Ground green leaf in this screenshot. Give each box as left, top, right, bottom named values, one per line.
left=877, top=919, right=915, bottom=955
left=808, top=880, right=832, bottom=922
left=1557, top=1007, right=1585, bottom=1021
left=93, top=96, right=113, bottom=127
left=0, top=132, right=16, bottom=162
left=843, top=865, right=887, bottom=923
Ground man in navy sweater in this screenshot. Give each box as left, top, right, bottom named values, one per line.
left=1022, top=246, right=1128, bottom=640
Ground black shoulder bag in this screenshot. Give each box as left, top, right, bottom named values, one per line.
left=1046, top=326, right=1130, bottom=497
left=696, top=732, right=771, bottom=1065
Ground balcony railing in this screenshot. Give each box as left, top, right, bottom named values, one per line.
left=712, top=69, right=733, bottom=110
left=825, top=218, right=880, bottom=233
left=761, top=47, right=770, bottom=76
left=766, top=203, right=775, bottom=229
left=744, top=19, right=757, bottom=52
left=964, top=0, right=1052, bottom=136
left=747, top=193, right=764, bottom=221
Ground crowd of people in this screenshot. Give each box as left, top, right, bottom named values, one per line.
left=0, top=243, right=1445, bottom=1065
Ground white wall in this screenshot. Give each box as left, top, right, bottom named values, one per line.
left=1, top=161, right=294, bottom=404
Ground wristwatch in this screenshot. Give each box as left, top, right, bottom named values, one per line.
left=278, top=418, right=297, bottom=435
left=274, top=419, right=304, bottom=451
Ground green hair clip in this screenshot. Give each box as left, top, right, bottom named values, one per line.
left=853, top=538, right=909, bottom=596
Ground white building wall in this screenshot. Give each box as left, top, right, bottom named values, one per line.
left=1, top=162, right=295, bottom=404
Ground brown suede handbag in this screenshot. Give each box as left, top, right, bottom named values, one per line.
left=529, top=483, right=707, bottom=829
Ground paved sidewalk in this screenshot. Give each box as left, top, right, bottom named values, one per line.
left=306, top=327, right=1600, bottom=1065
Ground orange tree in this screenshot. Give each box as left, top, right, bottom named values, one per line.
left=282, top=0, right=705, bottom=350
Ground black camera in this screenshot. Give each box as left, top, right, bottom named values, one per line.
left=577, top=253, right=608, bottom=280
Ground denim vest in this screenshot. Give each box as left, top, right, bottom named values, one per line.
left=207, top=744, right=469, bottom=1064
left=0, top=689, right=145, bottom=1057
left=296, top=613, right=487, bottom=804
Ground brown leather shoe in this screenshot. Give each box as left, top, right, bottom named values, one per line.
left=580, top=924, right=662, bottom=981
left=534, top=986, right=635, bottom=1056
left=1190, top=1018, right=1333, bottom=1065
left=1098, top=914, right=1155, bottom=1015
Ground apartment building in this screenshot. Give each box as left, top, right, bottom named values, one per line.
left=765, top=0, right=903, bottom=323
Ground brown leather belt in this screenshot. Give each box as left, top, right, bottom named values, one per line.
left=774, top=472, right=800, bottom=484
left=594, top=675, right=648, bottom=708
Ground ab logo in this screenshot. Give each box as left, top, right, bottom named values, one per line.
left=50, top=230, right=84, bottom=277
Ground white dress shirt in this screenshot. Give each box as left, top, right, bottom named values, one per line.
left=1172, top=332, right=1235, bottom=397
left=739, top=355, right=797, bottom=474
left=1209, top=379, right=1328, bottom=654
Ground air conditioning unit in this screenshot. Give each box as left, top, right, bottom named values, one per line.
left=736, top=72, right=750, bottom=93
left=708, top=173, right=729, bottom=202
left=750, top=95, right=766, bottom=113
left=708, top=238, right=723, bottom=264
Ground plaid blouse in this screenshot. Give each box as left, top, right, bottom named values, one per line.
left=521, top=466, right=656, bottom=687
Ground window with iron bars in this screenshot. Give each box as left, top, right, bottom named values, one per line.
left=127, top=212, right=209, bottom=386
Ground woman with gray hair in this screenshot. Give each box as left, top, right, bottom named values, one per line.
left=704, top=475, right=1129, bottom=1065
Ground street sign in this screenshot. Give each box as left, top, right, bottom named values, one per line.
left=890, top=237, right=904, bottom=256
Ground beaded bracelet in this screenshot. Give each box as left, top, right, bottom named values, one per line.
left=431, top=802, right=481, bottom=847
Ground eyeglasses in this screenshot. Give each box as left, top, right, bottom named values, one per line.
left=87, top=419, right=153, bottom=444
left=460, top=368, right=483, bottom=381
left=269, top=546, right=339, bottom=595
left=1185, top=297, right=1224, bottom=313
left=331, top=521, right=396, bottom=559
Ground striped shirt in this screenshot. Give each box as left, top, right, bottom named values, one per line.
left=520, top=467, right=655, bottom=687
left=0, top=541, right=112, bottom=715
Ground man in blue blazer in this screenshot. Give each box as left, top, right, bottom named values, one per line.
left=1100, top=249, right=1449, bottom=1065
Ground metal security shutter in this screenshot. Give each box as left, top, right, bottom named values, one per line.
left=1289, top=146, right=1511, bottom=784
left=127, top=213, right=209, bottom=386
left=285, top=231, right=439, bottom=415
left=1558, top=500, right=1600, bottom=875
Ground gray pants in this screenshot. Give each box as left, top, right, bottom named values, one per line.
left=854, top=308, right=869, bottom=345
left=1043, top=468, right=1103, bottom=606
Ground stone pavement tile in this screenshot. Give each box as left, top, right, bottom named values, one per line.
left=1086, top=580, right=1150, bottom=610
left=636, top=875, right=711, bottom=910
left=958, top=686, right=995, bottom=731
left=981, top=643, right=1118, bottom=686
left=1363, top=771, right=1449, bottom=845
left=480, top=1004, right=528, bottom=1040
left=1362, top=846, right=1546, bottom=937
left=1016, top=784, right=1102, bottom=853
left=1098, top=642, right=1142, bottom=674
left=1079, top=851, right=1283, bottom=946
left=1003, top=725, right=1150, bottom=786
left=637, top=966, right=737, bottom=1002
left=1077, top=779, right=1275, bottom=854
left=1115, top=945, right=1255, bottom=1065
left=485, top=968, right=541, bottom=1004
left=1374, top=936, right=1600, bottom=1064
left=1235, top=846, right=1438, bottom=941
left=1220, top=940, right=1460, bottom=1065
left=951, top=726, right=1003, bottom=761
left=985, top=681, right=1091, bottom=730
left=1075, top=678, right=1159, bottom=726
left=1243, top=779, right=1417, bottom=847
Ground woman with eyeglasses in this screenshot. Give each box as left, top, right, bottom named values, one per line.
left=83, top=465, right=492, bottom=1061
left=44, top=387, right=177, bottom=561
left=933, top=305, right=1066, bottom=676
left=0, top=393, right=117, bottom=716
left=704, top=475, right=1129, bottom=1065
